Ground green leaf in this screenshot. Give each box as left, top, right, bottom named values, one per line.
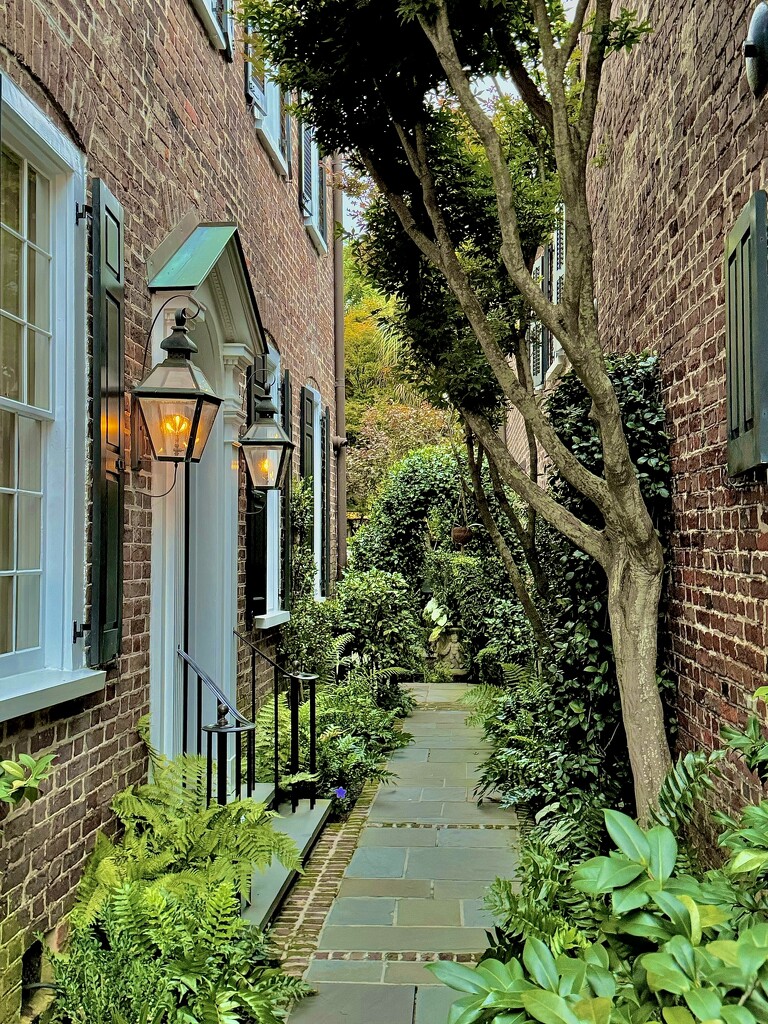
left=613, top=910, right=674, bottom=942
left=612, top=879, right=651, bottom=915
left=426, top=961, right=490, bottom=995
left=573, top=998, right=612, bottom=1024
left=652, top=891, right=693, bottom=938
left=707, top=940, right=740, bottom=967
left=643, top=952, right=693, bottom=994
left=572, top=856, right=645, bottom=895
left=721, top=1007, right=757, bottom=1024
left=556, top=958, right=586, bottom=997
left=522, top=990, right=582, bottom=1024
left=448, top=996, right=486, bottom=1024
left=524, top=938, right=560, bottom=993
left=604, top=810, right=651, bottom=865
left=663, top=1010, right=695, bottom=1024
left=684, top=990, right=723, bottom=1021
left=728, top=850, right=768, bottom=874
left=647, top=826, right=678, bottom=882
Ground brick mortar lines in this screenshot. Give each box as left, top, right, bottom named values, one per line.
left=269, top=781, right=379, bottom=977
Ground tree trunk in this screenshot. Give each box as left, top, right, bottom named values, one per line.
left=606, top=547, right=672, bottom=823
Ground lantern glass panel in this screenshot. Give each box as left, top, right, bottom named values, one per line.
left=138, top=395, right=201, bottom=461
left=243, top=444, right=285, bottom=488
left=191, top=400, right=220, bottom=462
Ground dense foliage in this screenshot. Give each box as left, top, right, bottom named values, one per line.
left=0, top=752, right=55, bottom=808
left=51, top=745, right=307, bottom=1024
left=470, top=353, right=672, bottom=816
left=431, top=720, right=768, bottom=1024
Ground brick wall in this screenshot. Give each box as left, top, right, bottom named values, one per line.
left=0, top=0, right=337, bottom=1015
left=588, top=2, right=768, bottom=817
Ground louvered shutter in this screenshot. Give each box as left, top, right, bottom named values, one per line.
left=279, top=91, right=292, bottom=173
left=280, top=370, right=293, bottom=610
left=300, top=387, right=315, bottom=551
left=245, top=366, right=268, bottom=622
left=321, top=406, right=332, bottom=596
left=726, top=191, right=768, bottom=476
left=299, top=126, right=314, bottom=216
left=318, top=161, right=328, bottom=242
left=90, top=180, right=125, bottom=667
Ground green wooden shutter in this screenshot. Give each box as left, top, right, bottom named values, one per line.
left=321, top=405, right=331, bottom=596
left=318, top=160, right=328, bottom=242
left=299, top=126, right=314, bottom=216
left=244, top=27, right=267, bottom=113
left=280, top=369, right=293, bottom=610
left=300, top=386, right=315, bottom=552
left=726, top=191, right=768, bottom=476
left=245, top=365, right=268, bottom=622
left=90, top=180, right=125, bottom=667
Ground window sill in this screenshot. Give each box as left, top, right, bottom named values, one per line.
left=305, top=218, right=328, bottom=255
left=0, top=666, right=107, bottom=724
left=254, top=117, right=291, bottom=178
left=252, top=610, right=291, bottom=631
left=187, top=0, right=228, bottom=50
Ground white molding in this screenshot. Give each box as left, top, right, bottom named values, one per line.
left=0, top=668, right=105, bottom=724
left=187, top=0, right=227, bottom=50
left=252, top=610, right=290, bottom=631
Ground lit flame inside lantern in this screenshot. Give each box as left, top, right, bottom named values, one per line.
left=162, top=413, right=192, bottom=456
left=258, top=457, right=271, bottom=479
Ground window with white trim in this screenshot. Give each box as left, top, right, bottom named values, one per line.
left=299, top=126, right=329, bottom=253
left=245, top=39, right=291, bottom=176
left=188, top=0, right=233, bottom=56
left=0, top=75, right=98, bottom=717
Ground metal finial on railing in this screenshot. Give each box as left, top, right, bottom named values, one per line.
left=216, top=702, right=229, bottom=728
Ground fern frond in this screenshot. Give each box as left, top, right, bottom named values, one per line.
left=651, top=749, right=725, bottom=832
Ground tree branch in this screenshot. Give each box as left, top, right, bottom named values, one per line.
left=464, top=430, right=549, bottom=652
left=463, top=409, right=610, bottom=568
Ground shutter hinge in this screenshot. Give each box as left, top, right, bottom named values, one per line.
left=73, top=621, right=91, bottom=643
left=75, top=203, right=93, bottom=225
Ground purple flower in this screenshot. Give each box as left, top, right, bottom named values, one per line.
left=334, top=787, right=347, bottom=799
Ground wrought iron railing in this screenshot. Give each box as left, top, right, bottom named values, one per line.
left=177, top=637, right=317, bottom=812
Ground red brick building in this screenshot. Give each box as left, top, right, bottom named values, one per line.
left=588, top=3, right=768, bottom=816
left=0, top=0, right=341, bottom=1016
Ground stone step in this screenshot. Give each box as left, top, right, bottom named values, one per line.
left=244, top=798, right=332, bottom=931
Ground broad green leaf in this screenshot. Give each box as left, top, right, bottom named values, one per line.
left=524, top=938, right=560, bottom=993
left=615, top=910, right=675, bottom=942
left=647, top=826, right=678, bottom=882
left=652, top=891, right=693, bottom=938
left=678, top=896, right=702, bottom=945
left=522, top=990, right=582, bottom=1024
left=605, top=810, right=651, bottom=865
left=448, top=995, right=485, bottom=1024
left=642, top=953, right=693, bottom=995
left=729, top=850, right=768, bottom=875
left=707, top=940, right=740, bottom=967
left=663, top=1010, right=695, bottom=1024
left=684, top=990, right=723, bottom=1021
left=476, top=959, right=524, bottom=991
left=496, top=1016, right=529, bottom=1024
left=573, top=998, right=612, bottom=1024
left=721, top=1007, right=757, bottom=1024
left=426, top=961, right=490, bottom=995
left=735, top=927, right=768, bottom=976
left=612, top=880, right=651, bottom=915
left=697, top=904, right=733, bottom=931
left=585, top=965, right=616, bottom=1000
left=666, top=935, right=697, bottom=979
left=582, top=945, right=609, bottom=970
left=572, top=856, right=646, bottom=895
left=557, top=958, right=586, bottom=997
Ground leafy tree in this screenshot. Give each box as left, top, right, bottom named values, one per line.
left=242, top=0, right=667, bottom=820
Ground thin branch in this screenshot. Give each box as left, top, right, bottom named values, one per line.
left=463, top=409, right=610, bottom=567
left=464, top=429, right=549, bottom=651
left=562, top=0, right=592, bottom=64
left=488, top=29, right=554, bottom=137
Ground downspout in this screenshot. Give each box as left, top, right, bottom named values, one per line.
left=332, top=154, right=348, bottom=576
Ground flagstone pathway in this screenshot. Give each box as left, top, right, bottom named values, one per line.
left=288, top=682, right=520, bottom=1024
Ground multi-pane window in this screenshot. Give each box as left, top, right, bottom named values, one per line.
left=299, top=127, right=329, bottom=253
left=245, top=38, right=292, bottom=176
left=0, top=144, right=51, bottom=660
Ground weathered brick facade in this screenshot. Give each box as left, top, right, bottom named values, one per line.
left=0, top=0, right=338, bottom=1016
left=588, top=3, right=767, bottom=817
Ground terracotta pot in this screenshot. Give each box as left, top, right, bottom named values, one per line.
left=451, top=526, right=473, bottom=547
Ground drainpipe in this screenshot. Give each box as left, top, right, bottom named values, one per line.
left=332, top=154, right=348, bottom=577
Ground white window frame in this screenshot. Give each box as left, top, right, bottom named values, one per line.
left=0, top=75, right=104, bottom=722
left=252, top=73, right=292, bottom=178
left=251, top=349, right=290, bottom=629
left=188, top=0, right=233, bottom=54
left=303, top=385, right=323, bottom=598
left=304, top=139, right=329, bottom=254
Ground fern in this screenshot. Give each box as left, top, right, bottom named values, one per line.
left=651, top=749, right=725, bottom=832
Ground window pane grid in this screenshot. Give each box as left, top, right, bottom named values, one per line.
left=0, top=141, right=49, bottom=659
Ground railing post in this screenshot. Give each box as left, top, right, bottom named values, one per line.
left=247, top=648, right=256, bottom=798
left=308, top=674, right=317, bottom=810
left=289, top=674, right=300, bottom=813
left=216, top=702, right=229, bottom=806
left=273, top=664, right=280, bottom=802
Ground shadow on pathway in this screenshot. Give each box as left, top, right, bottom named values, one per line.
left=288, top=682, right=519, bottom=1023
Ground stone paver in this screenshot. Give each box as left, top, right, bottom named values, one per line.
left=288, top=684, right=519, bottom=1023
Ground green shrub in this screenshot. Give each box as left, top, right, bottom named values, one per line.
left=351, top=445, right=462, bottom=587
left=51, top=742, right=307, bottom=1024
left=336, top=567, right=426, bottom=675
left=431, top=719, right=768, bottom=1024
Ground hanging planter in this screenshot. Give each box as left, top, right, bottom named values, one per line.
left=451, top=525, right=473, bottom=548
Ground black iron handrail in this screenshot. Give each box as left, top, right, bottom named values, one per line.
left=177, top=646, right=256, bottom=807
left=233, top=630, right=318, bottom=811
